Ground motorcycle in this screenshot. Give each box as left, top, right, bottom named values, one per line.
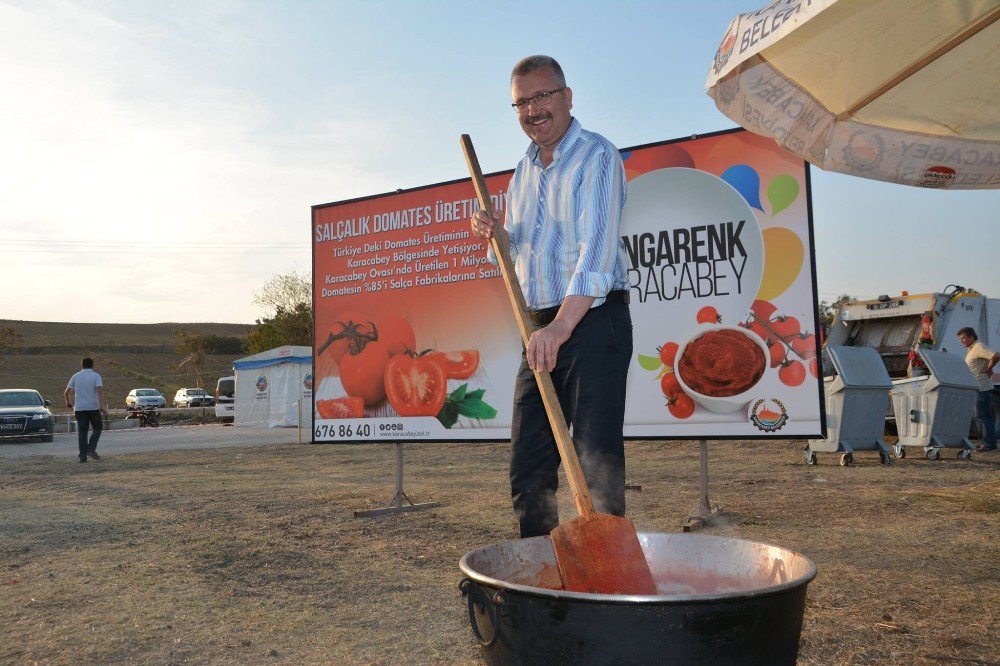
left=126, top=405, right=160, bottom=428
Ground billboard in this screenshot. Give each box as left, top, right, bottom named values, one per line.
left=312, top=128, right=824, bottom=442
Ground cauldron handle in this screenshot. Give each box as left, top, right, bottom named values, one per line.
left=459, top=578, right=503, bottom=648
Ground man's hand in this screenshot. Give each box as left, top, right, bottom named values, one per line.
left=471, top=209, right=500, bottom=240
left=527, top=320, right=572, bottom=372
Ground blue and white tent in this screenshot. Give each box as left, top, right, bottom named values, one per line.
left=232, top=345, right=313, bottom=429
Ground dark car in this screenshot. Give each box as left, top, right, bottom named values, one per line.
left=0, top=389, right=54, bottom=443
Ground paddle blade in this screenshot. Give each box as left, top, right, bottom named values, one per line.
left=550, top=514, right=657, bottom=595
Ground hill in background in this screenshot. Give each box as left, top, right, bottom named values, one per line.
left=1, top=320, right=255, bottom=411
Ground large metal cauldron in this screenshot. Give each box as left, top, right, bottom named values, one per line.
left=459, top=532, right=816, bottom=665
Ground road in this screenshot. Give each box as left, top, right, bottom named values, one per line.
left=0, top=424, right=305, bottom=460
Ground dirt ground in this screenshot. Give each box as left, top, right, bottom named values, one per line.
left=1, top=439, right=997, bottom=665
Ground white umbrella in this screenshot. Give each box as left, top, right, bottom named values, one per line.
left=706, top=0, right=1000, bottom=189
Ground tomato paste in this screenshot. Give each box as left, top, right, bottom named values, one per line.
left=678, top=329, right=765, bottom=397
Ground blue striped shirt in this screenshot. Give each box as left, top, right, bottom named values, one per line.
left=491, top=118, right=630, bottom=310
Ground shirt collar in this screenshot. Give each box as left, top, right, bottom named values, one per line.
left=526, top=117, right=580, bottom=166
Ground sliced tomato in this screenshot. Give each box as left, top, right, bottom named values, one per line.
left=425, top=350, right=480, bottom=379
left=316, top=396, right=364, bottom=419
left=385, top=354, right=448, bottom=417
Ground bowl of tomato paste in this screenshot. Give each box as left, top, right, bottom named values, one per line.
left=675, top=325, right=768, bottom=413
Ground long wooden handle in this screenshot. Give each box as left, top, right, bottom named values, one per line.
left=460, top=134, right=596, bottom=520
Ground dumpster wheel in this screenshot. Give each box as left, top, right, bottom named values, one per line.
left=804, top=450, right=817, bottom=466
left=893, top=444, right=905, bottom=459
left=925, top=448, right=941, bottom=461
left=879, top=450, right=892, bottom=466
left=839, top=453, right=853, bottom=466
left=957, top=449, right=973, bottom=460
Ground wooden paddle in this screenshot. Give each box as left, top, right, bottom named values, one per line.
left=460, top=134, right=656, bottom=595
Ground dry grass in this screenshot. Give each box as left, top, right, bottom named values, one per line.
left=1, top=439, right=998, bottom=665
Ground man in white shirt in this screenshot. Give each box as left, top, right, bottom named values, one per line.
left=64, top=357, right=108, bottom=462
left=957, top=327, right=998, bottom=452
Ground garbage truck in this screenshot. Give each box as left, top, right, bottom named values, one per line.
left=824, top=284, right=999, bottom=426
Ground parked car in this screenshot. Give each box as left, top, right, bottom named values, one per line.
left=173, top=388, right=213, bottom=408
left=0, top=389, right=54, bottom=443
left=215, top=376, right=235, bottom=421
left=125, top=388, right=166, bottom=409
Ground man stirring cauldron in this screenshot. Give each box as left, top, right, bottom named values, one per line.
left=470, top=55, right=633, bottom=538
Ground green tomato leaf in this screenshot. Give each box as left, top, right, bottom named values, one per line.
left=436, top=401, right=460, bottom=428
left=448, top=383, right=469, bottom=403
left=456, top=398, right=498, bottom=420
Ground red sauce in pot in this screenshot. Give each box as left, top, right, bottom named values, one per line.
left=678, top=329, right=765, bottom=397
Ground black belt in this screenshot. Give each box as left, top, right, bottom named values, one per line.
left=527, top=290, right=629, bottom=327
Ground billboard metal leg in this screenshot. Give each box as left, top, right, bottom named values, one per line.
left=683, top=440, right=720, bottom=532
left=354, top=443, right=441, bottom=518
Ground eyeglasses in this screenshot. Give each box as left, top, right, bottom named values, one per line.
left=511, top=88, right=565, bottom=111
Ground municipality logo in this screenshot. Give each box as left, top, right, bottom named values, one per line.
left=749, top=399, right=788, bottom=432
left=256, top=375, right=268, bottom=392
left=842, top=130, right=885, bottom=171
left=303, top=373, right=313, bottom=390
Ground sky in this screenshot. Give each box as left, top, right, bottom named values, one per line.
left=1, top=0, right=997, bottom=325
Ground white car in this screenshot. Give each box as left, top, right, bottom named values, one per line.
left=173, top=388, right=213, bottom=408
left=125, top=388, right=166, bottom=409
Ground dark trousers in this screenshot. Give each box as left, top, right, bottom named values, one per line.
left=75, top=410, right=103, bottom=458
left=509, top=301, right=632, bottom=538
left=974, top=390, right=997, bottom=449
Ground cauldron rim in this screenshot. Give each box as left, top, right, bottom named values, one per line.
left=459, top=531, right=817, bottom=604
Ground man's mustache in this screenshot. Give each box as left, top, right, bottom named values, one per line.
left=526, top=112, right=551, bottom=125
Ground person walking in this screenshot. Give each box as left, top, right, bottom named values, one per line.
left=64, top=357, right=108, bottom=462
left=957, top=327, right=998, bottom=452
left=470, top=55, right=633, bottom=538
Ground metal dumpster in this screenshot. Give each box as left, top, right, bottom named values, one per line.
left=890, top=348, right=977, bottom=460
left=806, top=346, right=892, bottom=466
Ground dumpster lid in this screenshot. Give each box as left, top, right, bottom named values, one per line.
left=917, top=348, right=980, bottom=390
left=826, top=345, right=892, bottom=388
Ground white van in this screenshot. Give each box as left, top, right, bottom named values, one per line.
left=215, top=376, right=235, bottom=421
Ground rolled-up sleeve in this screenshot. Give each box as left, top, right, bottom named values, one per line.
left=567, top=148, right=626, bottom=298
